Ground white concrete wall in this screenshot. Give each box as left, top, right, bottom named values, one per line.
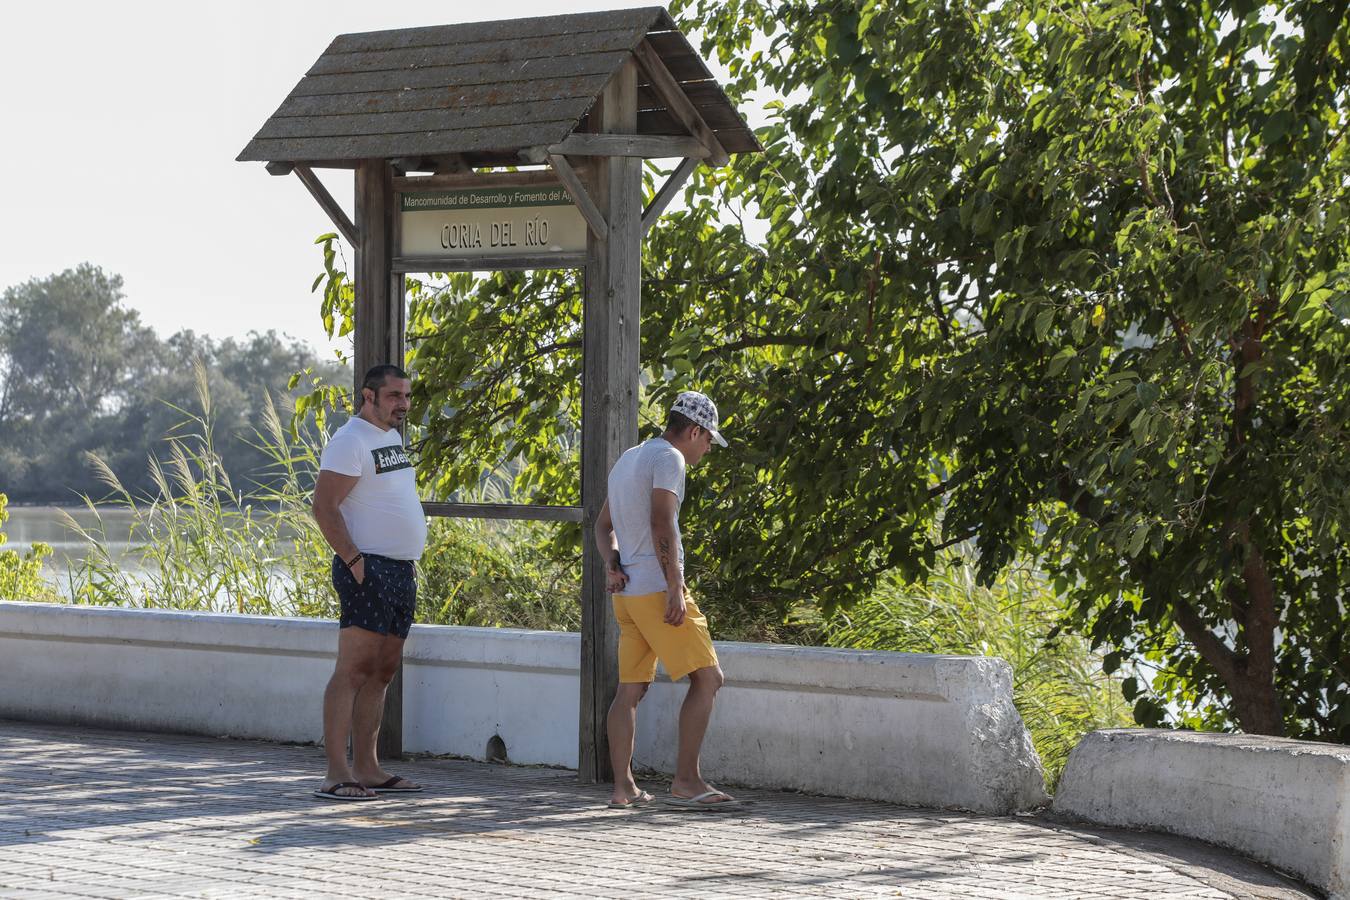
left=402, top=625, right=580, bottom=767
left=1054, top=729, right=1349, bottom=899
left=0, top=601, right=334, bottom=742
left=0, top=601, right=1047, bottom=813
left=635, top=644, right=1048, bottom=813
left=0, top=601, right=580, bottom=761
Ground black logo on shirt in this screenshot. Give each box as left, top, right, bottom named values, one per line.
left=372, top=445, right=412, bottom=474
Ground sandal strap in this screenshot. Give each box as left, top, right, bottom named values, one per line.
left=685, top=790, right=729, bottom=803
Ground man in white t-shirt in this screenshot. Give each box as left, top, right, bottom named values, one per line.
left=310, top=364, right=428, bottom=801
left=594, top=390, right=744, bottom=810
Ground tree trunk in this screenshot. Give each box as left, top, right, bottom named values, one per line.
left=1161, top=568, right=1285, bottom=736
left=1063, top=474, right=1287, bottom=737
left=1210, top=309, right=1285, bottom=736
left=1230, top=528, right=1285, bottom=735
left=1228, top=668, right=1286, bottom=735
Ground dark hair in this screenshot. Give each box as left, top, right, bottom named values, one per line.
left=362, top=364, right=409, bottom=396
left=665, top=410, right=698, bottom=435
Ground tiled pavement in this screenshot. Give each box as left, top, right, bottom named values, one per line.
left=0, top=721, right=1315, bottom=899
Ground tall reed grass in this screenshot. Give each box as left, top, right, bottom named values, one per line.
left=418, top=515, right=579, bottom=632
left=816, top=556, right=1132, bottom=788
left=39, top=364, right=579, bottom=629
left=57, top=363, right=335, bottom=617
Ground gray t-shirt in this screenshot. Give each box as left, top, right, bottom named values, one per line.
left=607, top=437, right=686, bottom=596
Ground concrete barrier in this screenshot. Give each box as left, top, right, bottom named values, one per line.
left=1054, top=729, right=1349, bottom=899
left=0, top=600, right=1047, bottom=813
left=635, top=643, right=1048, bottom=813
left=0, top=601, right=579, bottom=763
left=402, top=624, right=579, bottom=767
left=0, top=601, right=334, bottom=742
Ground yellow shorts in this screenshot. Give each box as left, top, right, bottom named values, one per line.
left=613, top=592, right=719, bottom=683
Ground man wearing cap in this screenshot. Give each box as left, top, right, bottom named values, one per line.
left=594, top=390, right=743, bottom=810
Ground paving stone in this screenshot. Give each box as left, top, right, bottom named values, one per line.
left=0, top=720, right=1318, bottom=899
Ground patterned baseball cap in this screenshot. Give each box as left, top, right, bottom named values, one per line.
left=670, top=390, right=727, bottom=446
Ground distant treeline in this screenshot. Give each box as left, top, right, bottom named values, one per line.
left=0, top=264, right=348, bottom=504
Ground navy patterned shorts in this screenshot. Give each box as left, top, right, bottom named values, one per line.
left=332, top=553, right=417, bottom=639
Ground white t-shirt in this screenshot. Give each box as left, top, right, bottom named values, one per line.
left=607, top=437, right=686, bottom=596
left=318, top=416, right=427, bottom=560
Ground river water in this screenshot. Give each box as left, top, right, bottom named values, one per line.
left=5, top=505, right=140, bottom=581
left=4, top=505, right=302, bottom=601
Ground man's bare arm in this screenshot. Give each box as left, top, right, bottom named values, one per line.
left=650, top=488, right=685, bottom=625
left=593, top=498, right=620, bottom=566
left=594, top=498, right=628, bottom=593
left=312, top=469, right=364, bottom=581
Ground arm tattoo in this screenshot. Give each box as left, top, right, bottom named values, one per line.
left=657, top=536, right=673, bottom=577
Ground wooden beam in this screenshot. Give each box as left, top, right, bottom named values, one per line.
left=548, top=133, right=710, bottom=159
left=632, top=39, right=730, bottom=166
left=353, top=160, right=399, bottom=421
left=518, top=145, right=551, bottom=166
left=642, top=156, right=699, bottom=234
left=265, top=161, right=294, bottom=176
left=293, top=165, right=359, bottom=246
left=548, top=153, right=608, bottom=239
left=353, top=158, right=405, bottom=761
left=421, top=502, right=584, bottom=523
left=578, top=56, right=642, bottom=786
left=388, top=154, right=475, bottom=176
left=393, top=169, right=561, bottom=193
left=393, top=252, right=586, bottom=273
left=432, top=154, right=472, bottom=174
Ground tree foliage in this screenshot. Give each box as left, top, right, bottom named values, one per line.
left=0, top=492, right=60, bottom=602
left=331, top=0, right=1347, bottom=740
left=0, top=264, right=348, bottom=503
left=691, top=0, right=1350, bottom=740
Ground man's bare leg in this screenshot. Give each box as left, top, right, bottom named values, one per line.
left=607, top=682, right=650, bottom=805
left=351, top=635, right=419, bottom=790
left=671, top=665, right=729, bottom=800
left=320, top=626, right=386, bottom=796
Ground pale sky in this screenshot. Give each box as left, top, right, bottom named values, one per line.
left=0, top=1, right=725, bottom=360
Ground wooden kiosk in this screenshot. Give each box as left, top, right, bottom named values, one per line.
left=238, top=8, right=759, bottom=781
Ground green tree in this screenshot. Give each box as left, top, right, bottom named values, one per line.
left=0, top=264, right=347, bottom=503
left=0, top=265, right=157, bottom=500
left=109, top=328, right=348, bottom=497
left=331, top=0, right=1347, bottom=740
left=0, top=264, right=152, bottom=427
left=684, top=0, right=1349, bottom=740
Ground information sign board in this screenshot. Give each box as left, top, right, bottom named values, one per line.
left=400, top=185, right=586, bottom=257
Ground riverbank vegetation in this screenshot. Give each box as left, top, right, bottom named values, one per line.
left=1, top=376, right=1126, bottom=786
left=0, top=493, right=60, bottom=603
left=0, top=263, right=347, bottom=504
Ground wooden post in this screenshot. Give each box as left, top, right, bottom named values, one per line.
left=578, top=58, right=642, bottom=784
left=353, top=158, right=406, bottom=761
left=354, top=159, right=399, bottom=394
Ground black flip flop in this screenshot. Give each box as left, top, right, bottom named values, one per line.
left=313, top=781, right=378, bottom=801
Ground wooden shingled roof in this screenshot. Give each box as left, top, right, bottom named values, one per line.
left=237, top=7, right=759, bottom=169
